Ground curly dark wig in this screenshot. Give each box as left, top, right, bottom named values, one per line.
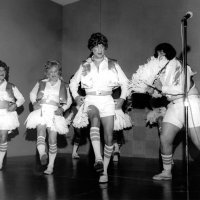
left=87, top=32, right=108, bottom=50
left=154, top=43, right=176, bottom=60
left=44, top=60, right=62, bottom=77
left=0, top=60, right=9, bottom=80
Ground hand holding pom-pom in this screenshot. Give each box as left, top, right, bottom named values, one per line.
left=8, top=102, right=17, bottom=112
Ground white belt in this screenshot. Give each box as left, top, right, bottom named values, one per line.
left=86, top=90, right=112, bottom=96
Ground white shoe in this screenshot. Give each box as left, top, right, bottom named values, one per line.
left=72, top=153, right=80, bottom=159
left=94, top=160, right=104, bottom=174
left=44, top=166, right=53, bottom=175
left=153, top=170, right=172, bottom=180
left=99, top=174, right=108, bottom=183
left=113, top=155, right=119, bottom=162
left=113, top=152, right=120, bottom=162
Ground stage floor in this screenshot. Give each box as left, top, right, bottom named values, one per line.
left=0, top=154, right=199, bottom=200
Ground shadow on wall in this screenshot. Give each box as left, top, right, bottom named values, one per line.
left=131, top=93, right=169, bottom=110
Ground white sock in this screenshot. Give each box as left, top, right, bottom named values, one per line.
left=48, top=144, right=57, bottom=168
left=0, top=142, right=7, bottom=167
left=161, top=154, right=172, bottom=171
left=103, top=145, right=113, bottom=175
left=72, top=144, right=79, bottom=155
left=114, top=143, right=119, bottom=153
left=37, top=136, right=46, bottom=157
left=90, top=127, right=102, bottom=162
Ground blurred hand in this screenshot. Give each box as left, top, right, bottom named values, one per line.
left=54, top=107, right=64, bottom=116
left=33, top=102, right=41, bottom=110
left=153, top=79, right=162, bottom=91
left=146, top=86, right=155, bottom=95
left=7, top=103, right=17, bottom=112
left=75, top=96, right=85, bottom=107
left=115, top=98, right=124, bottom=110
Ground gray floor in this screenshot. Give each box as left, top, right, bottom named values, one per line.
left=0, top=154, right=199, bottom=200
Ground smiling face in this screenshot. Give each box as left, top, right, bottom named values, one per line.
left=92, top=44, right=105, bottom=60
left=46, top=65, right=60, bottom=82
left=0, top=67, right=6, bottom=82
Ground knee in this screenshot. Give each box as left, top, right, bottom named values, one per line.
left=37, top=129, right=46, bottom=137
left=48, top=137, right=57, bottom=145
left=0, top=135, right=7, bottom=143
left=160, top=134, right=172, bottom=149
left=104, top=133, right=113, bottom=145
left=90, top=117, right=100, bottom=127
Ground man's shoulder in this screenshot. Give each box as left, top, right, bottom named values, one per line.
left=107, top=58, right=118, bottom=69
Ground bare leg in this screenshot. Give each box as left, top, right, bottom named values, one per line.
left=44, top=128, right=57, bottom=175
left=113, top=130, right=123, bottom=162
left=153, top=122, right=180, bottom=180
left=87, top=105, right=103, bottom=171
left=0, top=130, right=8, bottom=169
left=99, top=115, right=114, bottom=183
left=72, top=128, right=81, bottom=159
left=36, top=124, right=47, bottom=165
left=189, top=126, right=200, bottom=151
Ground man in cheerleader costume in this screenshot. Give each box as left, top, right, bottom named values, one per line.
left=0, top=60, right=25, bottom=170
left=25, top=60, right=69, bottom=175
left=130, top=43, right=200, bottom=180
left=70, top=32, right=129, bottom=183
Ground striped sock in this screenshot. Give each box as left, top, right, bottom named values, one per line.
left=37, top=136, right=46, bottom=157
left=48, top=144, right=57, bottom=168
left=103, top=145, right=114, bottom=175
left=161, top=154, right=172, bottom=171
left=90, top=127, right=102, bottom=162
left=0, top=142, right=7, bottom=168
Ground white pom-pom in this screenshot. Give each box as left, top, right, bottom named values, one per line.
left=73, top=104, right=89, bottom=128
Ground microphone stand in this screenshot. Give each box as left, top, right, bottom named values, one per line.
left=181, top=18, right=189, bottom=199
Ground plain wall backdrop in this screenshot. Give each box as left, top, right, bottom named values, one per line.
left=1, top=0, right=200, bottom=160
left=0, top=0, right=62, bottom=157
left=61, top=0, right=200, bottom=160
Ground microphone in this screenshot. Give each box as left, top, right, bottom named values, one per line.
left=181, top=11, right=193, bottom=21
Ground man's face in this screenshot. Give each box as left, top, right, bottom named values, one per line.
left=92, top=44, right=105, bottom=59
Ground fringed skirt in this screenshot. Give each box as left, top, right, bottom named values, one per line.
left=0, top=109, right=19, bottom=132
left=25, top=104, right=68, bottom=135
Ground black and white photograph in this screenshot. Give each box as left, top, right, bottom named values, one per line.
left=0, top=0, right=200, bottom=199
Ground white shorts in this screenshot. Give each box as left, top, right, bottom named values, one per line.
left=85, top=95, right=115, bottom=118
left=163, top=95, right=200, bottom=128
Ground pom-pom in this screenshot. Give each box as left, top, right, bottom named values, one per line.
left=129, top=57, right=168, bottom=94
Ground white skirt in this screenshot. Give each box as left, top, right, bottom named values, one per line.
left=25, top=104, right=69, bottom=135
left=0, top=109, right=19, bottom=132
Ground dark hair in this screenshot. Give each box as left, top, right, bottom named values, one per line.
left=87, top=32, right=108, bottom=50
left=0, top=60, right=9, bottom=80
left=44, top=60, right=62, bottom=77
left=154, top=43, right=176, bottom=60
